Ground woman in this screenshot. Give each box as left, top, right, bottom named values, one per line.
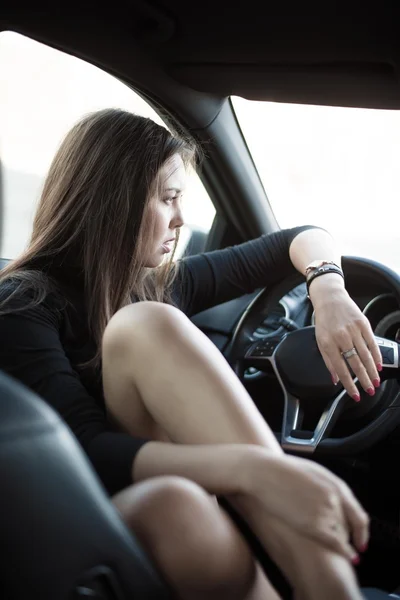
left=0, top=109, right=381, bottom=599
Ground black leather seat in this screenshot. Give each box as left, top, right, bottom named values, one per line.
left=0, top=370, right=170, bottom=599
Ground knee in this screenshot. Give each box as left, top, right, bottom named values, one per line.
left=103, top=302, right=187, bottom=355
left=117, top=476, right=202, bottom=530
left=120, top=476, right=255, bottom=599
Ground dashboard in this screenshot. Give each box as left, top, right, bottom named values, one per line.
left=192, top=278, right=400, bottom=378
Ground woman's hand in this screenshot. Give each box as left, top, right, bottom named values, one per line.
left=254, top=517, right=364, bottom=600
left=309, top=274, right=382, bottom=400
left=243, top=448, right=369, bottom=562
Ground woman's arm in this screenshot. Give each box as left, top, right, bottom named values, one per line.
left=288, top=227, right=344, bottom=302
left=176, top=225, right=318, bottom=316
left=133, top=441, right=255, bottom=495
left=288, top=227, right=340, bottom=273
left=133, top=440, right=368, bottom=559
left=288, top=228, right=382, bottom=396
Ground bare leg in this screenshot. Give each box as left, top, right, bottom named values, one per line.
left=102, top=302, right=281, bottom=451
left=235, top=502, right=362, bottom=600
left=112, top=475, right=280, bottom=600
left=103, top=302, right=362, bottom=599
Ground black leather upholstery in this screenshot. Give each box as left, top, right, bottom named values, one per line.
left=0, top=370, right=170, bottom=599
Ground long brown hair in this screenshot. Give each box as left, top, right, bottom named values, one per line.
left=0, top=108, right=198, bottom=367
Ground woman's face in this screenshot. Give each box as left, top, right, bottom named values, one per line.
left=143, top=154, right=186, bottom=268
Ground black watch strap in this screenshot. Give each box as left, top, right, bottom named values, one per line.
left=306, top=264, right=345, bottom=298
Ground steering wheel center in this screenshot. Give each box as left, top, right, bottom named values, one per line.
left=274, top=327, right=339, bottom=401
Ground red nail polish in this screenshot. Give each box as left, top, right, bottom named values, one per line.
left=351, top=554, right=360, bottom=566
left=352, top=393, right=361, bottom=402
left=331, top=375, right=338, bottom=385
left=373, top=378, right=380, bottom=388
left=367, top=387, right=375, bottom=396
left=377, top=363, right=383, bottom=372
left=360, top=542, right=368, bottom=553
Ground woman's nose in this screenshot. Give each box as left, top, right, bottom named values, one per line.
left=172, top=204, right=185, bottom=229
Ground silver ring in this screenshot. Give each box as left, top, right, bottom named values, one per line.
left=342, top=347, right=358, bottom=360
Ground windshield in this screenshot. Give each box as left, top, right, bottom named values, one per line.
left=232, top=97, right=400, bottom=273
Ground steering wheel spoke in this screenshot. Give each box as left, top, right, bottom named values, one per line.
left=276, top=372, right=353, bottom=453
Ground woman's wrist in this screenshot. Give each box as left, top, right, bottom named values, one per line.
left=238, top=446, right=283, bottom=497
left=308, top=273, right=347, bottom=308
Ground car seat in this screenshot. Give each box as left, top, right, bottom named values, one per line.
left=0, top=370, right=171, bottom=599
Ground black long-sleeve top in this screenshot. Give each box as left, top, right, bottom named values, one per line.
left=0, top=226, right=316, bottom=495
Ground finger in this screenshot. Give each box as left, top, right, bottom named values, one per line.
left=312, top=515, right=359, bottom=563
left=345, top=353, right=374, bottom=395
left=362, top=320, right=383, bottom=371
left=318, top=347, right=339, bottom=385
left=337, top=332, right=374, bottom=394
left=314, top=492, right=359, bottom=561
left=320, top=345, right=360, bottom=400
left=336, top=481, right=370, bottom=552
left=351, top=332, right=380, bottom=391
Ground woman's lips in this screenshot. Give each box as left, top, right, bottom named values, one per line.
left=161, top=239, right=175, bottom=253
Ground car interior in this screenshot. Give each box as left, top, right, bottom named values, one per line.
left=1, top=1, right=400, bottom=598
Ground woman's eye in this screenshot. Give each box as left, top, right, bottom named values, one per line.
left=163, top=196, right=175, bottom=205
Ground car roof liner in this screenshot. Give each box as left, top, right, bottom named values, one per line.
left=1, top=0, right=400, bottom=111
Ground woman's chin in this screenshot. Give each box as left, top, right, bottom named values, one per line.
left=144, top=253, right=167, bottom=268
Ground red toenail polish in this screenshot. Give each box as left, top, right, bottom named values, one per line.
left=377, top=363, right=383, bottom=372
left=352, top=393, right=361, bottom=402
left=367, top=387, right=375, bottom=396
left=360, top=542, right=368, bottom=553
left=351, top=554, right=360, bottom=566
left=373, top=378, right=380, bottom=388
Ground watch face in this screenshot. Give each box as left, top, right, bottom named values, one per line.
left=305, top=260, right=335, bottom=276
left=309, top=260, right=332, bottom=269
left=307, top=260, right=324, bottom=271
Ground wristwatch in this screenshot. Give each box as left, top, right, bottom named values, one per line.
left=305, top=260, right=340, bottom=277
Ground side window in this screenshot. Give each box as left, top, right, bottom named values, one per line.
left=0, top=31, right=216, bottom=260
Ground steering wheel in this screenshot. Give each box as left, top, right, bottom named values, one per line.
left=228, top=257, right=400, bottom=455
